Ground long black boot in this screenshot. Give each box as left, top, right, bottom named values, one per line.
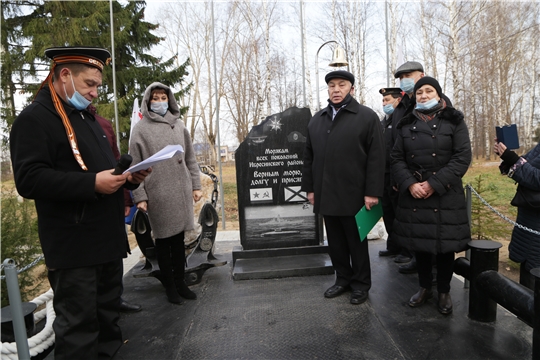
left=171, top=233, right=196, bottom=300
left=155, top=238, right=183, bottom=304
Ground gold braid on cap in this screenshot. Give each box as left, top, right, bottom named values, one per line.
left=51, top=54, right=107, bottom=71
left=34, top=54, right=109, bottom=171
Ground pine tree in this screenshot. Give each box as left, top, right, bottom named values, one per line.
left=2, top=0, right=191, bottom=153
left=1, top=1, right=39, bottom=142
left=469, top=175, right=510, bottom=240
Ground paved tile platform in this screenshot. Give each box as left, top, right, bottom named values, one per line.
left=113, top=237, right=533, bottom=360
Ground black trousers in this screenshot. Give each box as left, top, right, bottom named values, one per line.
left=323, top=215, right=371, bottom=291
left=47, top=259, right=123, bottom=360
left=382, top=173, right=400, bottom=253
left=520, top=261, right=534, bottom=290
left=416, top=251, right=454, bottom=293
left=383, top=175, right=413, bottom=258
left=155, top=232, right=185, bottom=286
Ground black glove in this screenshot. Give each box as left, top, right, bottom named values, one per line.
left=500, top=148, right=520, bottom=166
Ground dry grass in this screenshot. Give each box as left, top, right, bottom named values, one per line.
left=215, top=163, right=239, bottom=230
left=463, top=160, right=520, bottom=282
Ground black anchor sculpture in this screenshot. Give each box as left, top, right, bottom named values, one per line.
left=131, top=202, right=226, bottom=286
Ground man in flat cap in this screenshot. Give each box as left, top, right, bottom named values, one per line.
left=10, top=47, right=150, bottom=359
left=378, top=88, right=403, bottom=259
left=301, top=70, right=385, bottom=305
left=387, top=61, right=426, bottom=271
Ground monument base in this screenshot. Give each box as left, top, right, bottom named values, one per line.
left=232, top=245, right=333, bottom=280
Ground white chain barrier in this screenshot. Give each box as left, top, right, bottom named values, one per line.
left=466, top=184, right=540, bottom=236
left=1, top=288, right=55, bottom=359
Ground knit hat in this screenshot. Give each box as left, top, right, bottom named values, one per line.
left=413, top=76, right=442, bottom=96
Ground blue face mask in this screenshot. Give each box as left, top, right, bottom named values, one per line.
left=150, top=102, right=168, bottom=116
left=64, top=73, right=92, bottom=110
left=400, top=78, right=415, bottom=93
left=383, top=104, right=395, bottom=115
left=416, top=98, right=439, bottom=111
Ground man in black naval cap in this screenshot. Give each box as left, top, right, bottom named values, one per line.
left=10, top=46, right=150, bottom=359
left=302, top=70, right=385, bottom=305
left=378, top=87, right=403, bottom=259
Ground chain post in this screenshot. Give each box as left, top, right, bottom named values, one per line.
left=2, top=258, right=31, bottom=360
left=465, top=185, right=472, bottom=289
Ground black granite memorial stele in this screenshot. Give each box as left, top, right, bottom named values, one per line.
left=232, top=107, right=332, bottom=280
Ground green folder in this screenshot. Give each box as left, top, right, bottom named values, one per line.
left=355, top=201, right=383, bottom=242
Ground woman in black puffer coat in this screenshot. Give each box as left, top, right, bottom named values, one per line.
left=391, top=77, right=472, bottom=315
left=494, top=141, right=540, bottom=290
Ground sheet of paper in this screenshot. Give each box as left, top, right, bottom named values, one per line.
left=123, top=144, right=184, bottom=174
left=355, top=201, right=383, bottom=242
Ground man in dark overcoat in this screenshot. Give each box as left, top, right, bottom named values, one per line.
left=301, top=70, right=385, bottom=305
left=378, top=87, right=403, bottom=258
left=10, top=47, right=149, bottom=359
left=89, top=104, right=142, bottom=314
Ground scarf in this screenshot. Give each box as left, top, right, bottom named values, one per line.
left=328, top=93, right=353, bottom=109
left=33, top=54, right=110, bottom=171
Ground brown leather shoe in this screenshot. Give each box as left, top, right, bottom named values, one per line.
left=408, top=288, right=433, bottom=307
left=438, top=293, right=453, bottom=315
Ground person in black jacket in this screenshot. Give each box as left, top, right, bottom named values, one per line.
left=391, top=77, right=471, bottom=315
left=389, top=61, right=425, bottom=268
left=378, top=87, right=403, bottom=258
left=301, top=70, right=385, bottom=305
left=90, top=105, right=142, bottom=314
left=391, top=62, right=454, bottom=274
left=10, top=47, right=150, bottom=359
left=494, top=141, right=540, bottom=290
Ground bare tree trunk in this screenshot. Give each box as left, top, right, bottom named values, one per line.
left=332, top=0, right=336, bottom=40
left=357, top=4, right=368, bottom=104
left=300, top=1, right=313, bottom=112
left=264, top=0, right=271, bottom=116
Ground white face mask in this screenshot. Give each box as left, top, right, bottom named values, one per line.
left=400, top=78, right=415, bottom=93
left=150, top=102, right=168, bottom=116
left=416, top=98, right=439, bottom=111
left=64, top=73, right=92, bottom=110
left=383, top=98, right=399, bottom=115
left=383, top=104, right=395, bottom=115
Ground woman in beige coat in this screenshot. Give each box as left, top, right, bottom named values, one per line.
left=130, top=82, right=202, bottom=304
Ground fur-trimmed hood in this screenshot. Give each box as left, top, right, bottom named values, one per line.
left=397, top=106, right=464, bottom=129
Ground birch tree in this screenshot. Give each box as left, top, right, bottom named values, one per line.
left=298, top=0, right=313, bottom=111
